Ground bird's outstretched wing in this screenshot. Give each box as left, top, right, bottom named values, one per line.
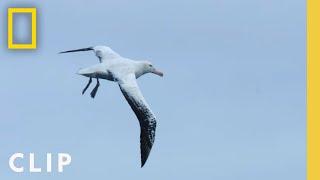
left=59, top=46, right=121, bottom=63
left=118, top=74, right=157, bottom=167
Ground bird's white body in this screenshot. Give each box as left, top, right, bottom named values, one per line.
left=59, top=45, right=163, bottom=167
left=78, top=58, right=144, bottom=81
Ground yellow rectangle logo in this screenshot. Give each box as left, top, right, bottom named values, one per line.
left=8, top=8, right=37, bottom=49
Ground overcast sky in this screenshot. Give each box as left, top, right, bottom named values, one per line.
left=0, top=0, right=305, bottom=179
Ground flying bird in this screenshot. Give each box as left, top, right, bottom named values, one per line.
left=59, top=46, right=163, bottom=167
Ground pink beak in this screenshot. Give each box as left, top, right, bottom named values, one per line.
left=152, top=69, right=164, bottom=77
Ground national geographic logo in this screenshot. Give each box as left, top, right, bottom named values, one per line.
left=7, top=7, right=37, bottom=49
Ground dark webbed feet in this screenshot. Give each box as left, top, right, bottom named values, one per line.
left=90, top=78, right=100, bottom=98
left=82, top=77, right=92, bottom=95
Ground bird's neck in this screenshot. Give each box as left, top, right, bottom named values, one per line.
left=134, top=62, right=147, bottom=78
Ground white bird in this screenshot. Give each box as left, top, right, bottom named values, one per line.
left=59, top=46, right=163, bottom=167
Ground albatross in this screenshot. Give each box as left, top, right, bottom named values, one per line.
left=59, top=46, right=163, bottom=167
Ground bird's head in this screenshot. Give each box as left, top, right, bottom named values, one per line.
left=142, top=61, right=164, bottom=77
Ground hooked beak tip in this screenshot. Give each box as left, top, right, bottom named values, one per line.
left=153, top=70, right=164, bottom=77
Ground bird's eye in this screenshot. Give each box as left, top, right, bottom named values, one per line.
left=149, top=64, right=153, bottom=67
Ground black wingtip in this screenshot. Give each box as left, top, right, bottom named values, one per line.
left=58, top=47, right=94, bottom=54
left=141, top=156, right=148, bottom=168
left=141, top=161, right=146, bottom=168
left=58, top=51, right=70, bottom=54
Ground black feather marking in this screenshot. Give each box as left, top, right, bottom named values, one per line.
left=119, top=83, right=157, bottom=167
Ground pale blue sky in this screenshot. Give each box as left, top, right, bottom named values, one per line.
left=0, top=0, right=305, bottom=179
